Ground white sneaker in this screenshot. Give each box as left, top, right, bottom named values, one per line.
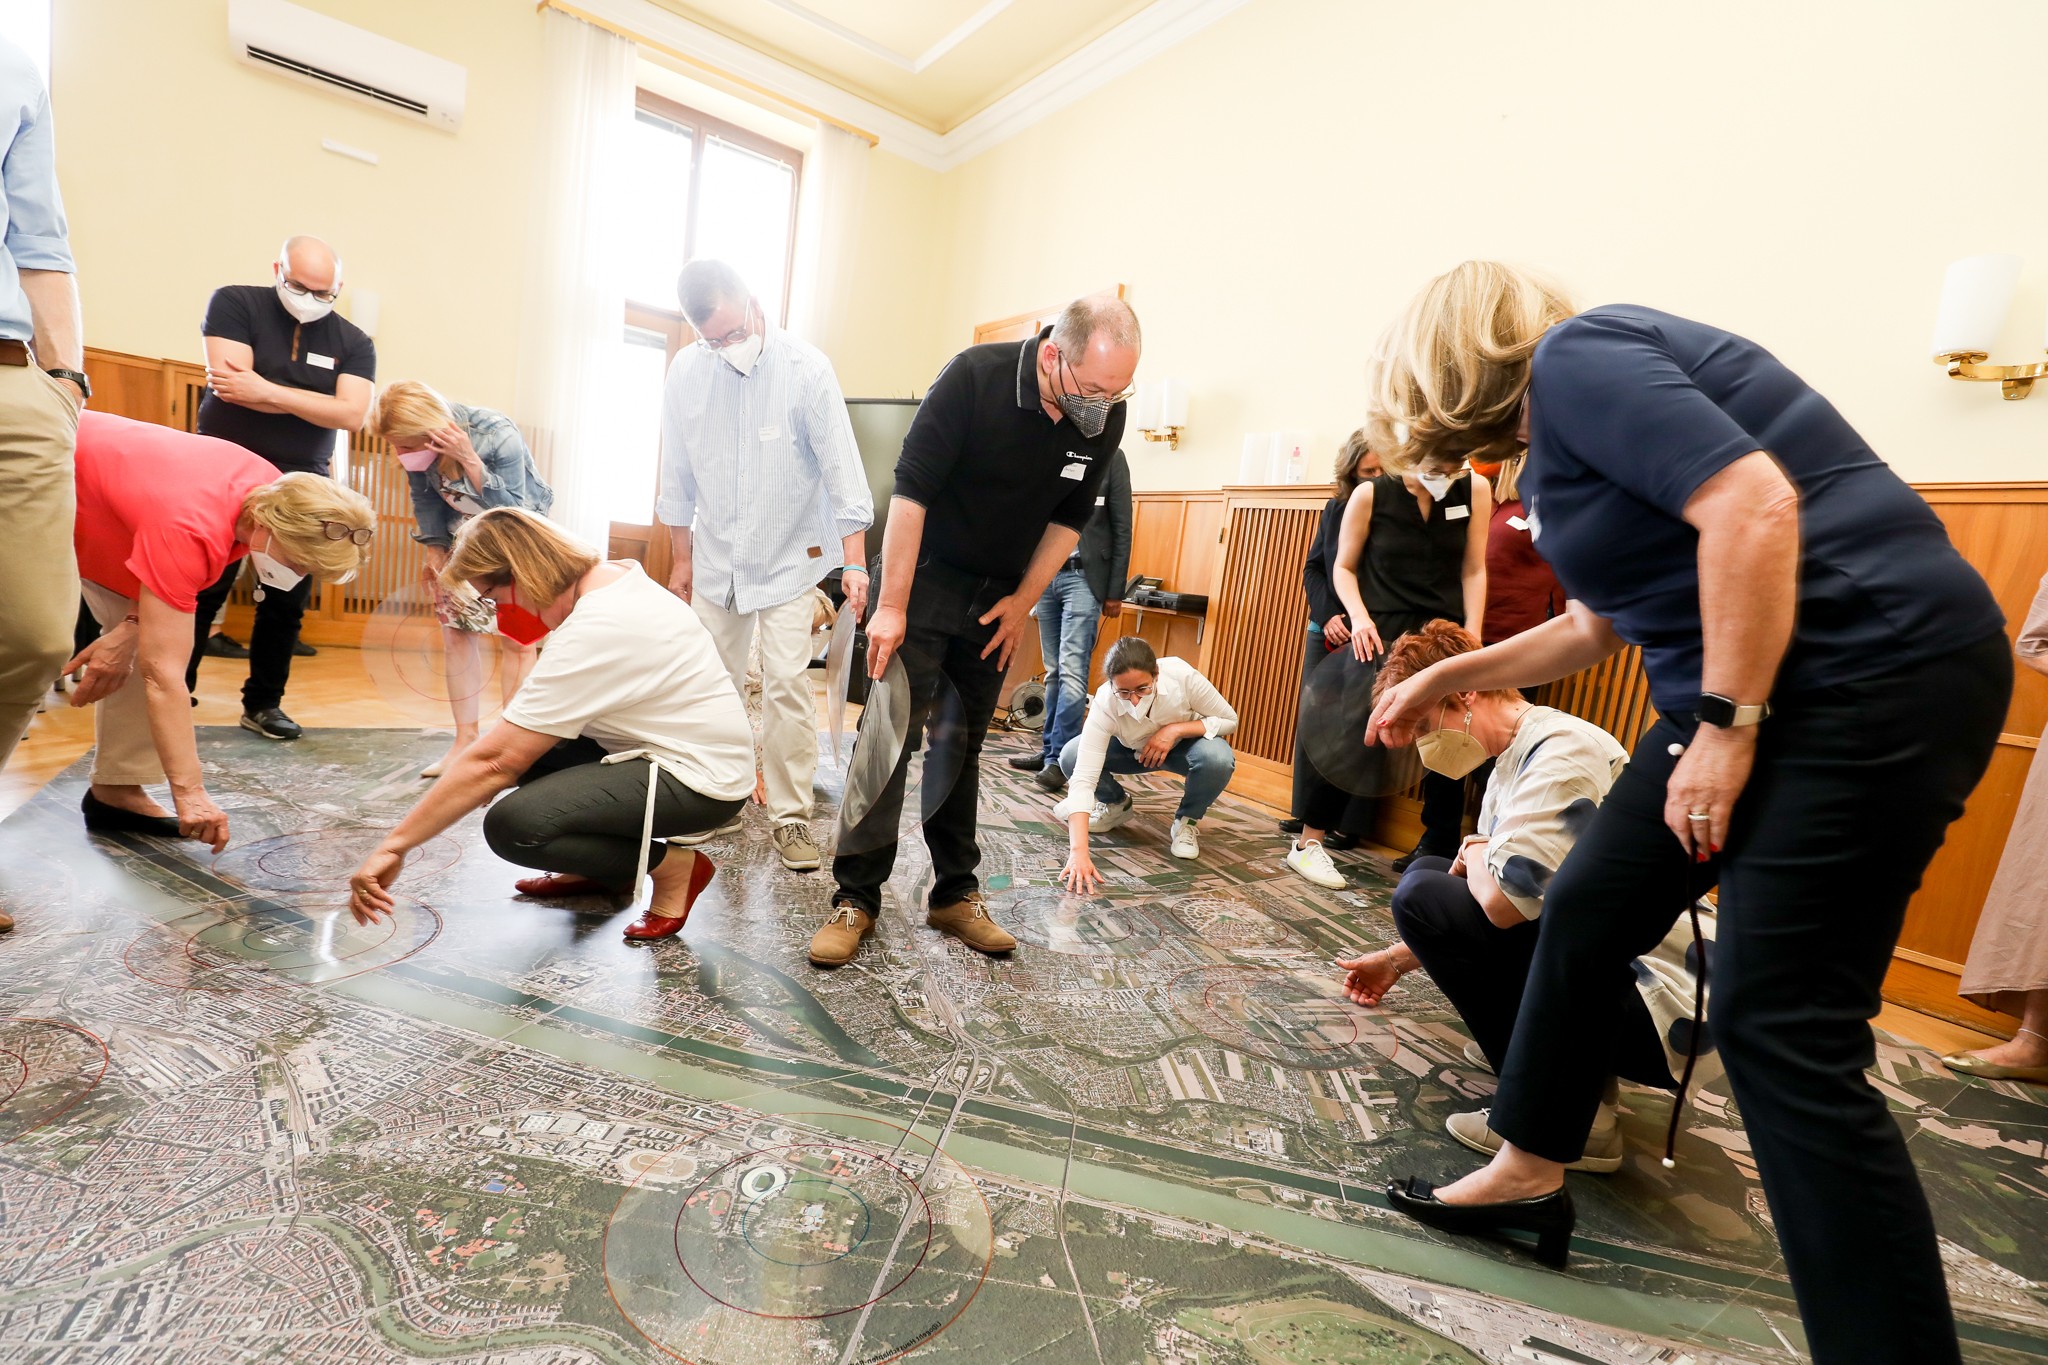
left=1169, top=818, right=1201, bottom=859
left=669, top=817, right=742, bottom=847
left=1091, top=795, right=1135, bottom=832
left=1285, top=838, right=1344, bottom=890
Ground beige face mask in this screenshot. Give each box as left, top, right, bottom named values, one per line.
left=1415, top=699, right=1488, bottom=779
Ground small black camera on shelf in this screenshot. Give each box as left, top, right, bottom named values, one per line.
left=1123, top=575, right=1208, bottom=615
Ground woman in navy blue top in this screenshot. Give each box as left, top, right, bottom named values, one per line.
left=1364, top=263, right=2008, bottom=1365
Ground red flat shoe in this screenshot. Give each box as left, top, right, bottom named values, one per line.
left=623, top=853, right=717, bottom=941
left=515, top=872, right=617, bottom=897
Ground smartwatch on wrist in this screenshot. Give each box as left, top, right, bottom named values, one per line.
left=46, top=367, right=90, bottom=400
left=1695, top=692, right=1770, bottom=728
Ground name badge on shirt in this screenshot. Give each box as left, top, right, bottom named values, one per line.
left=1095, top=495, right=1106, bottom=506
left=1061, top=462, right=1087, bottom=480
left=306, top=353, right=336, bottom=370
left=1444, top=504, right=1470, bottom=521
left=1507, top=514, right=1530, bottom=531
left=759, top=424, right=781, bottom=441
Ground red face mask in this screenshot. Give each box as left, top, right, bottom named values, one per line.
left=496, top=602, right=550, bottom=646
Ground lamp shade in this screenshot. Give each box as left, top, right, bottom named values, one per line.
left=1133, top=378, right=1188, bottom=430
left=1931, top=254, right=2021, bottom=358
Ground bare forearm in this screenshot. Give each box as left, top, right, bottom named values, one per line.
left=381, top=753, right=514, bottom=852
left=141, top=673, right=206, bottom=793
left=1463, top=565, right=1487, bottom=638
left=1016, top=526, right=1081, bottom=607
left=265, top=386, right=368, bottom=430
left=20, top=269, right=82, bottom=371
left=1333, top=566, right=1368, bottom=624
left=1066, top=810, right=1092, bottom=851
left=668, top=523, right=692, bottom=562
left=1424, top=605, right=1620, bottom=695
left=876, top=499, right=926, bottom=612
left=839, top=530, right=867, bottom=568
left=1695, top=502, right=1798, bottom=705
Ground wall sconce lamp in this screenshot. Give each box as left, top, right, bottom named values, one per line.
left=1932, top=254, right=2047, bottom=400
left=1133, top=379, right=1189, bottom=449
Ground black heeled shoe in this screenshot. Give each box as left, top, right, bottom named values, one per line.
left=81, top=790, right=182, bottom=838
left=1385, top=1176, right=1576, bottom=1268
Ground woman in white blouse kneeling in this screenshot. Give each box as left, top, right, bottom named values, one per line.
left=1056, top=638, right=1238, bottom=893
left=1337, top=621, right=1714, bottom=1173
left=348, top=508, right=755, bottom=941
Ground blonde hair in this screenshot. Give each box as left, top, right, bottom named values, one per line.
left=443, top=507, right=599, bottom=604
left=367, top=380, right=454, bottom=447
left=1364, top=261, right=1574, bottom=477
left=1493, top=452, right=1524, bottom=504
left=241, top=473, right=377, bottom=582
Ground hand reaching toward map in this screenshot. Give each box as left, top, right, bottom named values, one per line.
left=349, top=846, right=406, bottom=925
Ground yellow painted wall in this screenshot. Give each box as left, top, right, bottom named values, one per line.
left=48, top=0, right=951, bottom=416
left=933, top=0, right=2048, bottom=490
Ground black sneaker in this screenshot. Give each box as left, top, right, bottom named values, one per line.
left=291, top=640, right=318, bottom=657
left=240, top=708, right=303, bottom=741
left=1032, top=763, right=1067, bottom=794
left=1278, top=817, right=1303, bottom=835
left=1006, top=753, right=1045, bottom=772
left=201, top=633, right=250, bottom=659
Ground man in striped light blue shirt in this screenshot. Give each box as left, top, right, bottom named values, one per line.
left=657, top=258, right=871, bottom=873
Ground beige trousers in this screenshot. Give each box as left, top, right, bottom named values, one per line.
left=0, top=361, right=80, bottom=771
left=692, top=590, right=819, bottom=824
left=80, top=580, right=164, bottom=786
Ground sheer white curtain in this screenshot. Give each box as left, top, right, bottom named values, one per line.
left=515, top=9, right=634, bottom=548
left=786, top=124, right=872, bottom=350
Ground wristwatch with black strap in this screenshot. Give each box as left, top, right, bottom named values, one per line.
left=1695, top=692, right=1770, bottom=728
left=46, top=367, right=90, bottom=400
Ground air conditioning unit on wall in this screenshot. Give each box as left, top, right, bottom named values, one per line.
left=228, top=0, right=467, bottom=132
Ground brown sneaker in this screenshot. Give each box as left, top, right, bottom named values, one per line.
left=0, top=909, right=12, bottom=933
left=808, top=901, right=874, bottom=967
left=926, top=892, right=1016, bottom=955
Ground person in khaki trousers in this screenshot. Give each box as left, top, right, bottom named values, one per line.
left=0, top=36, right=89, bottom=939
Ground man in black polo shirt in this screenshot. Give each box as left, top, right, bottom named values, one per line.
left=186, top=236, right=375, bottom=740
left=813, top=295, right=1140, bottom=968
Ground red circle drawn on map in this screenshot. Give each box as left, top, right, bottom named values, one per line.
left=1172, top=964, right=1363, bottom=1067
left=672, top=1141, right=931, bottom=1319
left=0, top=1017, right=109, bottom=1143
left=121, top=895, right=441, bottom=993
left=604, top=1109, right=993, bottom=1365
left=223, top=830, right=463, bottom=893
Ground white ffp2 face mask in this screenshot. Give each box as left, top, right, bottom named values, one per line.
left=249, top=532, right=306, bottom=599
left=275, top=278, right=334, bottom=325
left=720, top=332, right=764, bottom=376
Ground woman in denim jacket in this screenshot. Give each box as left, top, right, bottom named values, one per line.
left=369, top=381, right=554, bottom=775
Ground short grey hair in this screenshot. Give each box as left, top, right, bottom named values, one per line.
left=1050, top=295, right=1141, bottom=358
left=676, top=258, right=749, bottom=327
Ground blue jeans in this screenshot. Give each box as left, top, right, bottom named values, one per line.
left=1057, top=734, right=1236, bottom=821
left=1037, top=566, right=1102, bottom=765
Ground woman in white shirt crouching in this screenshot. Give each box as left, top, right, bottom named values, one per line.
left=1056, top=638, right=1238, bottom=893
left=348, top=508, right=756, bottom=941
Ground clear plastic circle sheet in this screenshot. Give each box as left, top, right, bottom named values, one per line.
left=823, top=603, right=859, bottom=764
left=359, top=576, right=509, bottom=727
left=1296, top=644, right=1423, bottom=797
left=605, top=1111, right=991, bottom=1363
left=831, top=654, right=967, bottom=859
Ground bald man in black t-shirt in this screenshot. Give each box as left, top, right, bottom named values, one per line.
left=187, top=235, right=374, bottom=741
left=813, top=295, right=1139, bottom=968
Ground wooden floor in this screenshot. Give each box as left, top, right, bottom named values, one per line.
left=3, top=645, right=2002, bottom=1060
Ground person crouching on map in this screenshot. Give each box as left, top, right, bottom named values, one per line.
left=1055, top=637, right=1238, bottom=892
left=346, top=508, right=754, bottom=941
left=1335, top=622, right=1716, bottom=1177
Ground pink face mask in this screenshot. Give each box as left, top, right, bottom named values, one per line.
left=397, top=448, right=438, bottom=472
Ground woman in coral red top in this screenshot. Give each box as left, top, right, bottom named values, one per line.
left=65, top=411, right=376, bottom=848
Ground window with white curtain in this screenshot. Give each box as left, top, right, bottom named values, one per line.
left=604, top=90, right=802, bottom=530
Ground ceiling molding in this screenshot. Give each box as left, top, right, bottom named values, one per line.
left=754, top=0, right=1018, bottom=74
left=578, top=0, right=1250, bottom=172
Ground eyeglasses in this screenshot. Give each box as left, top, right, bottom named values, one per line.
left=321, top=520, right=373, bottom=546
left=1057, top=351, right=1135, bottom=404
left=278, top=274, right=342, bottom=305
left=696, top=302, right=756, bottom=350
left=1113, top=683, right=1155, bottom=702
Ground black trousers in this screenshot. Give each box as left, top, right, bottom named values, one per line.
left=186, top=560, right=311, bottom=713
left=1392, top=857, right=1671, bottom=1085
left=1490, top=633, right=2011, bottom=1365
left=832, top=560, right=1010, bottom=916
left=481, top=737, right=744, bottom=889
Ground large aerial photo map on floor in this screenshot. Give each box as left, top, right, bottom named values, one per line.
left=1, top=727, right=2045, bottom=1364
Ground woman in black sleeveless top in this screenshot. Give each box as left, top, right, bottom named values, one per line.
left=1284, top=464, right=1489, bottom=891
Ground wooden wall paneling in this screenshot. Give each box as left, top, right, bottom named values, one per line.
left=81, top=348, right=172, bottom=426
left=972, top=285, right=1128, bottom=347
left=168, top=364, right=207, bottom=432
